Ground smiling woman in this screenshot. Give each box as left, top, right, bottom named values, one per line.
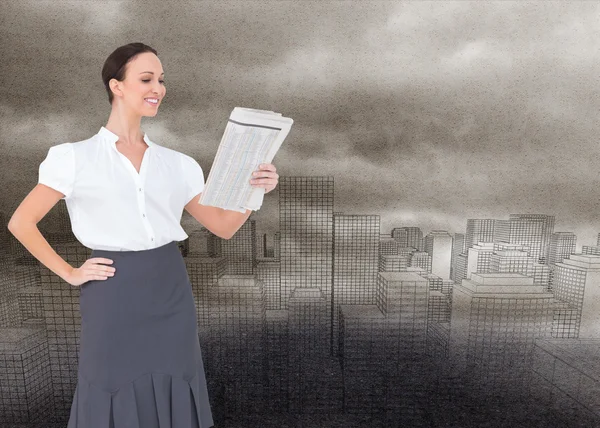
left=8, top=42, right=215, bottom=428
left=101, top=44, right=166, bottom=115
left=63, top=42, right=215, bottom=428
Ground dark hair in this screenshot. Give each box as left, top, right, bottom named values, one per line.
left=101, top=42, right=158, bottom=105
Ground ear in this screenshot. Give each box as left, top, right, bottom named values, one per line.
left=109, top=78, right=123, bottom=98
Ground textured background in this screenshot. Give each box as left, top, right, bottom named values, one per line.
left=1, top=0, right=599, bottom=245
left=1, top=1, right=600, bottom=427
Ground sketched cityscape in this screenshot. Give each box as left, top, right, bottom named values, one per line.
left=1, top=175, right=600, bottom=427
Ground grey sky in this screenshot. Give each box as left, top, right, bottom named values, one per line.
left=1, top=1, right=599, bottom=247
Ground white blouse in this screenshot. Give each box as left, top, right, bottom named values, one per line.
left=38, top=126, right=205, bottom=252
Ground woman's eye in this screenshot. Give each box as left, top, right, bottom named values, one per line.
left=142, top=79, right=165, bottom=84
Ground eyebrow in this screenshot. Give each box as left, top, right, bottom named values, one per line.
left=140, top=71, right=165, bottom=75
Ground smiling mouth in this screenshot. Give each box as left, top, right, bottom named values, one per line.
left=144, top=98, right=159, bottom=106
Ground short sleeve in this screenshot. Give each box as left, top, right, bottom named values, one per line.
left=180, top=153, right=205, bottom=205
left=38, top=143, right=75, bottom=200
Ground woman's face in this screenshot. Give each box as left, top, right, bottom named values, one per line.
left=111, top=52, right=166, bottom=117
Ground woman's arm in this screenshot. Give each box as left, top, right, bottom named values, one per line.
left=183, top=192, right=252, bottom=240
left=7, top=184, right=75, bottom=281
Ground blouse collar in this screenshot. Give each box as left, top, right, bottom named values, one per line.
left=98, top=126, right=154, bottom=151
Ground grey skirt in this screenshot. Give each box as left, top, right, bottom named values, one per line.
left=67, top=240, right=214, bottom=428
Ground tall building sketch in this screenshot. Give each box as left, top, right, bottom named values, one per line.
left=449, top=272, right=553, bottom=392
left=279, top=176, right=334, bottom=346
left=332, top=214, right=379, bottom=355
left=552, top=254, right=600, bottom=338
left=424, top=230, right=453, bottom=279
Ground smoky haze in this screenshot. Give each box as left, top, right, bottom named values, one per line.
left=0, top=1, right=598, bottom=245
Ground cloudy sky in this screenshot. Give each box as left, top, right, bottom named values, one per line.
left=1, top=1, right=599, bottom=247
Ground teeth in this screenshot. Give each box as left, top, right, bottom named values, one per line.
left=145, top=98, right=158, bottom=104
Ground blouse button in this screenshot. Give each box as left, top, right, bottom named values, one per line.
left=143, top=214, right=146, bottom=217
left=139, top=187, right=142, bottom=192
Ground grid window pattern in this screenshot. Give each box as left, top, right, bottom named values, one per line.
left=494, top=220, right=511, bottom=243
left=338, top=306, right=387, bottom=417
left=466, top=295, right=553, bottom=392
left=465, top=219, right=497, bottom=249
left=0, top=212, right=9, bottom=261
left=379, top=253, right=412, bottom=272
left=264, top=310, right=289, bottom=412
left=507, top=214, right=555, bottom=264
left=287, top=288, right=336, bottom=413
left=424, top=231, right=453, bottom=279
left=187, top=229, right=219, bottom=257
left=379, top=237, right=398, bottom=255
left=332, top=215, right=379, bottom=355
left=582, top=246, right=600, bottom=256
left=273, top=231, right=281, bottom=259
left=532, top=339, right=600, bottom=421
left=221, top=220, right=256, bottom=274
left=185, top=256, right=227, bottom=332
left=426, top=321, right=450, bottom=359
left=551, top=299, right=579, bottom=338
left=203, top=276, right=267, bottom=414
left=450, top=234, right=465, bottom=281
left=552, top=263, right=588, bottom=336
left=410, top=252, right=432, bottom=273
left=17, top=287, right=44, bottom=322
left=0, top=328, right=53, bottom=425
left=428, top=291, right=451, bottom=323
left=391, top=228, right=409, bottom=247
left=256, top=261, right=281, bottom=310
left=396, top=227, right=423, bottom=251
left=489, top=252, right=532, bottom=274
left=454, top=253, right=468, bottom=282
left=39, top=242, right=89, bottom=420
left=548, top=232, right=576, bottom=265
left=376, top=274, right=429, bottom=355
left=279, top=177, right=334, bottom=346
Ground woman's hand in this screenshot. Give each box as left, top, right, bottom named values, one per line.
left=66, top=257, right=116, bottom=287
left=250, top=163, right=279, bottom=194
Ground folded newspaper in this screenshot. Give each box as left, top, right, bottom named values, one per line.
left=198, top=107, right=294, bottom=212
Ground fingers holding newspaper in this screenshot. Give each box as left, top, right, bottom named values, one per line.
left=250, top=163, right=279, bottom=194
left=199, top=107, right=292, bottom=212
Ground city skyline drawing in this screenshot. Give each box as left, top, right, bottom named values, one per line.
left=1, top=1, right=599, bottom=427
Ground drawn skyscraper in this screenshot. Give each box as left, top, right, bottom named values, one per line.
left=548, top=232, right=577, bottom=291
left=466, top=242, right=494, bottom=279
left=410, top=251, right=432, bottom=273
left=489, top=244, right=550, bottom=287
left=532, top=338, right=600, bottom=424
left=450, top=233, right=465, bottom=281
left=425, top=230, right=453, bottom=279
left=449, top=272, right=553, bottom=393
left=582, top=245, right=600, bottom=256
left=392, top=227, right=423, bottom=250
left=332, top=214, right=379, bottom=354
left=548, top=232, right=577, bottom=265
left=380, top=236, right=399, bottom=255
left=279, top=176, right=334, bottom=334
left=288, top=288, right=340, bottom=413
left=552, top=254, right=600, bottom=338
left=203, top=275, right=267, bottom=414
left=465, top=219, right=497, bottom=250
left=338, top=271, right=430, bottom=424
left=220, top=219, right=256, bottom=274
left=499, top=214, right=555, bottom=264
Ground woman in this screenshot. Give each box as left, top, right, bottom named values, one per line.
left=7, top=42, right=279, bottom=427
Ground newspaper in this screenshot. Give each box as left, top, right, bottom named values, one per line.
left=198, top=107, right=294, bottom=212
